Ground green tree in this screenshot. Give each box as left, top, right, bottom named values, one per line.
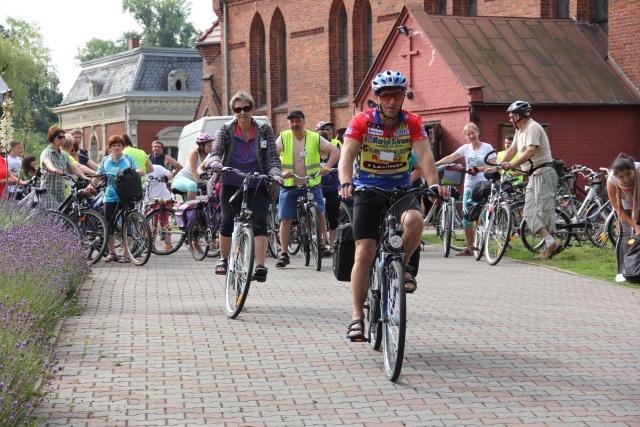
left=0, top=18, right=61, bottom=156
left=76, top=0, right=200, bottom=62
left=0, top=18, right=56, bottom=124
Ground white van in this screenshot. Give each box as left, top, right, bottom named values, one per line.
left=177, top=116, right=270, bottom=167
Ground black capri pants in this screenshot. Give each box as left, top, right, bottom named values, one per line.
left=104, top=201, right=133, bottom=235
left=352, top=190, right=421, bottom=241
left=219, top=184, right=269, bottom=238
left=323, top=189, right=340, bottom=231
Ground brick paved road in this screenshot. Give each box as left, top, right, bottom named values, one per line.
left=34, top=245, right=640, bottom=426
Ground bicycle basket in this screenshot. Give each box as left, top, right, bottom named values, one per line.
left=114, top=168, right=143, bottom=202
left=441, top=169, right=463, bottom=186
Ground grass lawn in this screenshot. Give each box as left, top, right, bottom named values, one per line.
left=422, top=232, right=640, bottom=289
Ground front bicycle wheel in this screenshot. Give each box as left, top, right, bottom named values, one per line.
left=187, top=215, right=210, bottom=261
left=366, top=267, right=382, bottom=351
left=288, top=223, right=302, bottom=255
left=78, top=209, right=108, bottom=265
left=383, top=259, right=406, bottom=382
left=521, top=208, right=572, bottom=253
left=307, top=205, right=322, bottom=271
left=440, top=201, right=453, bottom=257
left=224, top=226, right=255, bottom=319
left=124, top=211, right=152, bottom=266
left=473, top=206, right=487, bottom=260
left=266, top=203, right=280, bottom=258
left=484, top=204, right=512, bottom=266
left=146, top=208, right=186, bottom=255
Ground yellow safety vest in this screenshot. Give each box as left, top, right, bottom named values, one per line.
left=280, top=130, right=321, bottom=187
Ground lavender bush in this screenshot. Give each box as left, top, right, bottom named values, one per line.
left=0, top=200, right=89, bottom=425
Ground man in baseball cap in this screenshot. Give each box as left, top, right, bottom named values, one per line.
left=286, top=110, right=305, bottom=120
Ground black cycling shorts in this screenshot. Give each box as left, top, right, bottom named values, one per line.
left=352, top=190, right=421, bottom=241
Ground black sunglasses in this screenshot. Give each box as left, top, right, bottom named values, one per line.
left=233, top=106, right=252, bottom=114
left=55, top=134, right=66, bottom=140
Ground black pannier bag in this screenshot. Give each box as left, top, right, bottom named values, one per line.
left=114, top=168, right=143, bottom=203
left=333, top=223, right=355, bottom=281
left=623, top=235, right=640, bottom=283
left=471, top=180, right=492, bottom=202
left=464, top=200, right=482, bottom=222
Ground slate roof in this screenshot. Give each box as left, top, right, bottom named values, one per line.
left=404, top=4, right=640, bottom=105
left=61, top=47, right=203, bottom=106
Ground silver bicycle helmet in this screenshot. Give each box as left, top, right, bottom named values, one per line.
left=371, top=70, right=408, bottom=95
left=507, top=100, right=532, bottom=117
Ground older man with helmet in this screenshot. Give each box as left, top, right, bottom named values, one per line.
left=338, top=69, right=446, bottom=342
left=500, top=100, right=559, bottom=260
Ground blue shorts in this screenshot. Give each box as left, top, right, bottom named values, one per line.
left=278, top=187, right=326, bottom=220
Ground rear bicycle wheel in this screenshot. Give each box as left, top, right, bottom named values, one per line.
left=188, top=214, right=210, bottom=261
left=585, top=202, right=613, bottom=248
left=383, top=259, right=406, bottom=382
left=484, top=204, right=512, bottom=266
left=606, top=210, right=618, bottom=248
left=450, top=198, right=466, bottom=252
left=338, top=201, right=352, bottom=225
left=124, top=211, right=152, bottom=266
left=521, top=208, right=572, bottom=253
left=473, top=206, right=488, bottom=260
left=307, top=205, right=322, bottom=271
left=224, top=226, right=255, bottom=319
left=78, top=209, right=108, bottom=265
left=146, top=208, right=185, bottom=255
left=266, top=203, right=280, bottom=258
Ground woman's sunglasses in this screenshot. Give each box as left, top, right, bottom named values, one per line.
left=55, top=134, right=66, bottom=140
left=233, top=106, right=252, bottom=114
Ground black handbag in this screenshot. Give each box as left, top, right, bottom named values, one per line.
left=114, top=168, right=143, bottom=203
left=622, top=234, right=640, bottom=283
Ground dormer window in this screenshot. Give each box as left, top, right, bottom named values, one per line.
left=168, top=69, right=189, bottom=91
left=86, top=76, right=104, bottom=100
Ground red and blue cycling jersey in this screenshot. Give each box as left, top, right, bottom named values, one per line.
left=344, top=108, right=429, bottom=190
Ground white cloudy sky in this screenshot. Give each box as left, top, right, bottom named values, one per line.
left=1, top=0, right=217, bottom=95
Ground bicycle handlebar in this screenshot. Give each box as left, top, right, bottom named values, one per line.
left=353, top=184, right=443, bottom=201
left=484, top=150, right=533, bottom=174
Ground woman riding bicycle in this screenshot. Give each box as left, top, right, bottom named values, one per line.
left=199, top=91, right=283, bottom=282
left=92, top=135, right=145, bottom=263
left=435, top=123, right=496, bottom=256
left=173, top=133, right=213, bottom=201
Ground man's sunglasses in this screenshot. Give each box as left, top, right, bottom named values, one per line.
left=377, top=92, right=405, bottom=102
left=233, top=106, right=252, bottom=114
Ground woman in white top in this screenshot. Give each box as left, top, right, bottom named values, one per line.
left=606, top=153, right=640, bottom=282
left=435, top=123, right=496, bottom=255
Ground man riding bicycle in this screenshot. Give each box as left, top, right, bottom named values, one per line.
left=338, top=69, right=446, bottom=341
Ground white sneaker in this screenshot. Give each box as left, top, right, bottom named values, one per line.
left=615, top=274, right=627, bottom=283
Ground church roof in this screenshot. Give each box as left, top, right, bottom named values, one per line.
left=196, top=19, right=221, bottom=46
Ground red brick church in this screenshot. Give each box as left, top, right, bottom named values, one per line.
left=196, top=0, right=640, bottom=169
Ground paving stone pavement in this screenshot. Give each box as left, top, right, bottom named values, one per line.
left=33, top=244, right=640, bottom=426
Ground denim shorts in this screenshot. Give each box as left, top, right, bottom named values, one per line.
left=278, top=187, right=326, bottom=220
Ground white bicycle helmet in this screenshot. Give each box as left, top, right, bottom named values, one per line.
left=371, top=70, right=408, bottom=95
